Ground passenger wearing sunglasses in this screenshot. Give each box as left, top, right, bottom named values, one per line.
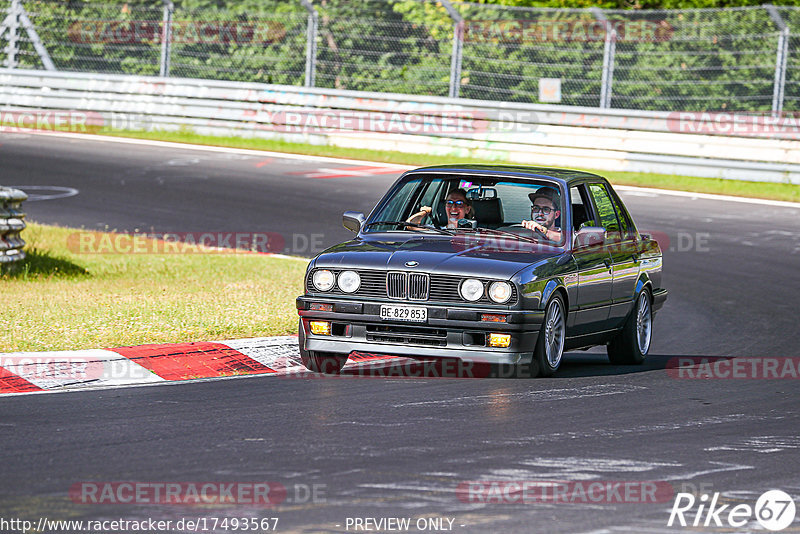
left=407, top=189, right=473, bottom=229
left=521, top=188, right=562, bottom=243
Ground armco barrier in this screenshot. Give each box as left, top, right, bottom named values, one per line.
left=0, top=186, right=27, bottom=265
left=1, top=69, right=798, bottom=184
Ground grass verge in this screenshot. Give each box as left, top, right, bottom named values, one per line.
left=0, top=222, right=307, bottom=352
left=106, top=130, right=799, bottom=203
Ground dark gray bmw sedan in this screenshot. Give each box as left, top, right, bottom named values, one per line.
left=296, top=165, right=667, bottom=377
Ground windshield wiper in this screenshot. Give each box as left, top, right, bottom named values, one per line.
left=364, top=221, right=455, bottom=236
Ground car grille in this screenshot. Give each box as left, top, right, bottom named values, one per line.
left=365, top=324, right=447, bottom=347
left=387, top=272, right=406, bottom=299
left=306, top=269, right=517, bottom=305
left=387, top=272, right=429, bottom=300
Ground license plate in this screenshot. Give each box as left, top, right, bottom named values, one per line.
left=379, top=305, right=427, bottom=322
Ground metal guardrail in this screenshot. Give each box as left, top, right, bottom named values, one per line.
left=0, top=185, right=27, bottom=265
left=1, top=69, right=799, bottom=184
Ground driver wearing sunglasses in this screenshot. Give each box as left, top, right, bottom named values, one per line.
left=521, top=188, right=562, bottom=242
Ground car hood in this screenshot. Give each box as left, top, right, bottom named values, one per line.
left=312, top=233, right=563, bottom=279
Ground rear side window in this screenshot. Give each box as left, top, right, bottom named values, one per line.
left=588, top=183, right=620, bottom=232
left=609, top=189, right=637, bottom=240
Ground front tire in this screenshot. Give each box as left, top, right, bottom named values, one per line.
left=531, top=294, right=566, bottom=377
left=298, top=319, right=349, bottom=374
left=301, top=351, right=349, bottom=374
left=607, top=289, right=652, bottom=365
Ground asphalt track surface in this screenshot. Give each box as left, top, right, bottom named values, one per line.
left=2, top=132, right=800, bottom=533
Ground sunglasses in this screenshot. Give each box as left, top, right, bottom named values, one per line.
left=531, top=206, right=555, bottom=215
left=446, top=200, right=466, bottom=207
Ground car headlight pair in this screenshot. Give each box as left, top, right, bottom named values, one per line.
left=459, top=279, right=512, bottom=303
left=312, top=269, right=360, bottom=293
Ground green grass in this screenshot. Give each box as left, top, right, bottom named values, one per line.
left=106, top=130, right=800, bottom=203
left=0, top=222, right=307, bottom=352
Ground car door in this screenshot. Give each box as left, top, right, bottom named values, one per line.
left=569, top=184, right=614, bottom=337
left=587, top=182, right=640, bottom=329
left=606, top=184, right=642, bottom=327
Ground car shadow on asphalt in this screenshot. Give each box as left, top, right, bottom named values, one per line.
left=553, top=352, right=673, bottom=378
left=337, top=352, right=684, bottom=380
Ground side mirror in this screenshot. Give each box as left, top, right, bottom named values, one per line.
left=342, top=211, right=365, bottom=233
left=573, top=226, right=606, bottom=248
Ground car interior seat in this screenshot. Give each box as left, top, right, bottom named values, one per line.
left=572, top=203, right=588, bottom=231
left=471, top=198, right=504, bottom=228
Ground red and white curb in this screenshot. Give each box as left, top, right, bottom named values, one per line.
left=0, top=336, right=407, bottom=396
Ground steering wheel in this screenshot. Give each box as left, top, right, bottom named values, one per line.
left=507, top=223, right=548, bottom=240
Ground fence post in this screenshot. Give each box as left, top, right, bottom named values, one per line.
left=160, top=0, right=173, bottom=77
left=3, top=0, right=20, bottom=68
left=593, top=8, right=616, bottom=109
left=17, top=1, right=56, bottom=70
left=300, top=0, right=318, bottom=88
left=764, top=4, right=788, bottom=117
left=440, top=0, right=463, bottom=98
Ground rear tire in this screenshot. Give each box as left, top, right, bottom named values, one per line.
left=531, top=294, right=566, bottom=377
left=607, top=289, right=652, bottom=365
left=298, top=319, right=349, bottom=374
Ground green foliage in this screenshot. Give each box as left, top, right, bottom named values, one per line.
left=1, top=0, right=797, bottom=111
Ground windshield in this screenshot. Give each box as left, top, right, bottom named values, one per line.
left=366, top=173, right=567, bottom=247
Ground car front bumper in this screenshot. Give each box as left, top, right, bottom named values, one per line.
left=296, top=296, right=545, bottom=365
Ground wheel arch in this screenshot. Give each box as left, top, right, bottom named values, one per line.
left=635, top=274, right=654, bottom=302
left=542, top=278, right=569, bottom=311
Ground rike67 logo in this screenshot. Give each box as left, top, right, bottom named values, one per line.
left=668, top=490, right=796, bottom=531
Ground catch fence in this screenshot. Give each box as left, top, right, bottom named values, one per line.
left=1, top=0, right=798, bottom=113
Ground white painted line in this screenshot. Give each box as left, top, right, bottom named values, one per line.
left=26, top=130, right=415, bottom=169
left=23, top=131, right=800, bottom=208
left=5, top=185, right=79, bottom=201
left=616, top=185, right=800, bottom=209
left=0, top=349, right=164, bottom=390
left=260, top=253, right=309, bottom=262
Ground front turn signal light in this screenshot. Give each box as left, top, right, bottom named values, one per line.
left=488, top=333, right=511, bottom=348
left=309, top=321, right=331, bottom=336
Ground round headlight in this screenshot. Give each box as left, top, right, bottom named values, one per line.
left=460, top=278, right=484, bottom=302
left=338, top=270, right=361, bottom=293
left=312, top=269, right=335, bottom=291
left=488, top=281, right=512, bottom=303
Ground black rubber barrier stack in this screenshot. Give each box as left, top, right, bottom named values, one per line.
left=0, top=186, right=27, bottom=266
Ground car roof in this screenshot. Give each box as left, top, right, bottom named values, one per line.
left=404, top=164, right=606, bottom=186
